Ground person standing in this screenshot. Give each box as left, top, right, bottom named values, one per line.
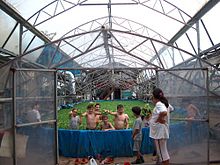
left=106, top=104, right=129, bottom=129
left=26, top=102, right=41, bottom=122
left=69, top=108, right=82, bottom=130
left=149, top=88, right=170, bottom=165
left=131, top=106, right=144, bottom=164
left=82, top=104, right=101, bottom=130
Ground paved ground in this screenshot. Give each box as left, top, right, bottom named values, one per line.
left=59, top=154, right=220, bottom=165
left=59, top=154, right=157, bottom=165
left=59, top=140, right=220, bottom=165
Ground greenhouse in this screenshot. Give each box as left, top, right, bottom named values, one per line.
left=0, top=0, right=220, bottom=165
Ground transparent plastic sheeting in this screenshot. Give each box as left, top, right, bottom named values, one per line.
left=0, top=129, right=13, bottom=165
left=0, top=69, right=57, bottom=165
left=16, top=124, right=56, bottom=165
left=15, top=70, right=55, bottom=124
left=0, top=124, right=56, bottom=165
left=0, top=63, right=12, bottom=96
left=0, top=64, right=13, bottom=140
left=168, top=122, right=209, bottom=164
left=209, top=96, right=220, bottom=162
left=158, top=69, right=208, bottom=97
left=157, top=69, right=210, bottom=164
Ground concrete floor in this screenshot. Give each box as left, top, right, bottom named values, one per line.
left=59, top=136, right=220, bottom=165
left=59, top=154, right=220, bottom=165
left=59, top=154, right=159, bottom=165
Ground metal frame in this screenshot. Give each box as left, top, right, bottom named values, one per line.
left=10, top=68, right=58, bottom=165
left=0, top=1, right=220, bottom=164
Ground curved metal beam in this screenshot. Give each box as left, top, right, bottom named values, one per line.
left=27, top=0, right=88, bottom=27
left=26, top=0, right=193, bottom=30
left=168, top=0, right=220, bottom=45
left=61, top=16, right=168, bottom=42
left=110, top=29, right=218, bottom=70
left=18, top=28, right=219, bottom=71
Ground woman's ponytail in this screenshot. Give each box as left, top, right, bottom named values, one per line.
left=152, top=88, right=169, bottom=108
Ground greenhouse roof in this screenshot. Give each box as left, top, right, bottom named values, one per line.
left=0, top=0, right=219, bottom=70
left=1, top=0, right=220, bottom=96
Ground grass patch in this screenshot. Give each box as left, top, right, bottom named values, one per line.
left=58, top=100, right=152, bottom=129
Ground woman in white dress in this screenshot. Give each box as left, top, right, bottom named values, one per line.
left=149, top=88, right=170, bottom=165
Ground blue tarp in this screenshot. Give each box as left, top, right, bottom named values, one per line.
left=58, top=128, right=154, bottom=158
left=58, top=122, right=208, bottom=158
left=17, top=122, right=207, bottom=158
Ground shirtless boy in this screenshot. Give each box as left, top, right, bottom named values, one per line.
left=106, top=104, right=129, bottom=129
left=82, top=104, right=101, bottom=130
left=94, top=103, right=102, bottom=125
left=100, top=115, right=115, bottom=131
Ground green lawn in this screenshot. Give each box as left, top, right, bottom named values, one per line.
left=58, top=100, right=153, bottom=129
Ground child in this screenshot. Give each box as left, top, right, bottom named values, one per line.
left=95, top=103, right=102, bottom=125
left=69, top=108, right=82, bottom=130
left=99, top=115, right=115, bottom=131
left=142, top=111, right=151, bottom=127
left=106, top=104, right=129, bottom=129
left=141, top=107, right=158, bottom=161
left=82, top=104, right=101, bottom=130
left=131, top=106, right=144, bottom=164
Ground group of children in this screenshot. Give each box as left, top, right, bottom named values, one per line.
left=69, top=102, right=153, bottom=164
left=69, top=103, right=130, bottom=131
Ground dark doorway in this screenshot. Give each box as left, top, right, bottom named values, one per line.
left=114, top=88, right=121, bottom=99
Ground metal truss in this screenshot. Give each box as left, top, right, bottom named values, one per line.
left=1, top=0, right=220, bottom=97
left=25, top=0, right=195, bottom=30
left=23, top=27, right=218, bottom=97
left=57, top=67, right=155, bottom=99
left=0, top=0, right=218, bottom=66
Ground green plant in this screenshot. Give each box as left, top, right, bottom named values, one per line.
left=141, top=103, right=153, bottom=117
left=77, top=109, right=82, bottom=116
left=100, top=109, right=109, bottom=116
